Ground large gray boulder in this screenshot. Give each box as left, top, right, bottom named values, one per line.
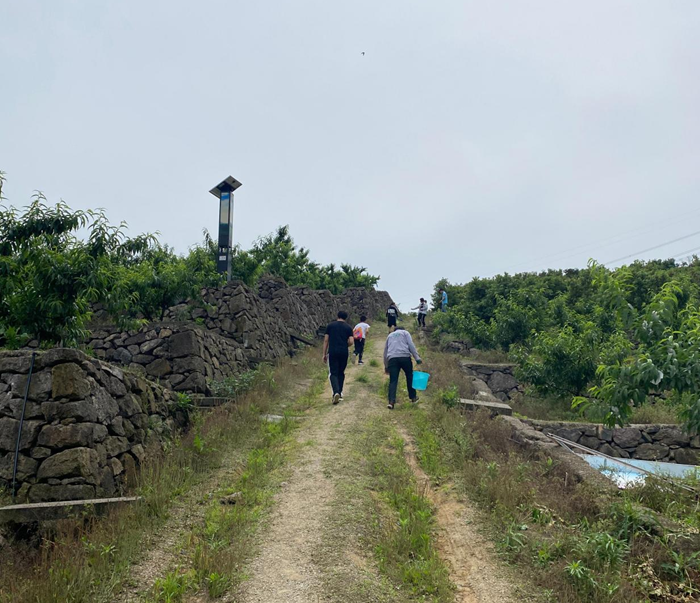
left=175, top=372, right=207, bottom=394
left=37, top=447, right=100, bottom=484
left=103, top=436, right=130, bottom=458
left=6, top=371, right=52, bottom=401
left=146, top=358, right=172, bottom=378
left=28, top=483, right=96, bottom=502
left=612, top=428, right=642, bottom=448
left=555, top=428, right=583, bottom=443
left=0, top=354, right=33, bottom=374
left=169, top=331, right=201, bottom=358
left=652, top=426, right=690, bottom=447
left=488, top=371, right=518, bottom=393
left=0, top=452, right=38, bottom=481
left=51, top=363, right=91, bottom=400
left=674, top=448, right=700, bottom=465
left=0, top=391, right=42, bottom=420
left=0, top=417, right=43, bottom=451
left=37, top=423, right=108, bottom=449
left=634, top=443, right=670, bottom=461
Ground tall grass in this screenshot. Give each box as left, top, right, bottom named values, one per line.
left=420, top=350, right=475, bottom=400
left=409, top=359, right=700, bottom=603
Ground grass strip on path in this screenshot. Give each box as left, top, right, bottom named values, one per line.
left=317, top=332, right=454, bottom=603
left=365, top=417, right=453, bottom=601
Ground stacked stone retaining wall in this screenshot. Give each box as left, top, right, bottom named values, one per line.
left=88, top=325, right=247, bottom=395
left=0, top=349, right=186, bottom=502
left=2, top=279, right=393, bottom=502
left=459, top=361, right=522, bottom=402
left=88, top=278, right=393, bottom=395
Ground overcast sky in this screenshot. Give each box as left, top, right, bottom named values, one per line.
left=2, top=1, right=700, bottom=308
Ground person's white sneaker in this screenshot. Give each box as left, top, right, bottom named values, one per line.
left=332, top=393, right=341, bottom=405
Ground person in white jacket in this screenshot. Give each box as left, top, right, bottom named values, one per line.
left=412, top=298, right=428, bottom=328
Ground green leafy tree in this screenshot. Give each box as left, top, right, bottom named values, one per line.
left=117, top=244, right=222, bottom=321
left=0, top=185, right=155, bottom=345
left=578, top=280, right=700, bottom=432
left=513, top=325, right=599, bottom=397
left=433, top=256, right=700, bottom=431
left=432, top=309, right=493, bottom=348
left=0, top=175, right=380, bottom=348
left=247, top=226, right=379, bottom=293
left=491, top=296, right=543, bottom=350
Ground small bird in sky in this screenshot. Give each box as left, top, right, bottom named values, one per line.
left=361, top=51, right=365, bottom=56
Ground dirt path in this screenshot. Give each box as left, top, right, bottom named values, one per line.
left=237, top=332, right=527, bottom=603
left=115, top=377, right=315, bottom=602
left=399, top=430, right=519, bottom=603
left=235, top=355, right=381, bottom=603
left=119, top=330, right=528, bottom=602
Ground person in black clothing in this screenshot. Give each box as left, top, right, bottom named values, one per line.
left=386, top=303, right=399, bottom=330
left=323, top=310, right=354, bottom=405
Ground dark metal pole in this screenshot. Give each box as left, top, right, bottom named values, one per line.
left=12, top=352, right=36, bottom=501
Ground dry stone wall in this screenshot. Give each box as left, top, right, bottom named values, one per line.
left=0, top=348, right=187, bottom=502
left=88, top=325, right=247, bottom=395
left=257, top=277, right=340, bottom=337
left=442, top=339, right=474, bottom=355
left=336, top=287, right=393, bottom=323
left=89, top=278, right=393, bottom=395
left=524, top=420, right=700, bottom=465
left=459, top=361, right=522, bottom=402
left=1, top=279, right=392, bottom=502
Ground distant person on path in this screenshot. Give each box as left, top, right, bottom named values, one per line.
left=412, top=298, right=428, bottom=327
left=386, top=302, right=399, bottom=330
left=440, top=289, right=448, bottom=312
left=353, top=315, right=370, bottom=365
left=323, top=310, right=354, bottom=405
left=383, top=327, right=422, bottom=410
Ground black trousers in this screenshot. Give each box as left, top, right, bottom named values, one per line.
left=353, top=338, right=365, bottom=361
left=328, top=352, right=349, bottom=396
left=388, top=316, right=397, bottom=328
left=417, top=313, right=426, bottom=327
left=387, top=356, right=416, bottom=403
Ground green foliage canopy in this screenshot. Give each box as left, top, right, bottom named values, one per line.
left=0, top=190, right=157, bottom=345
left=246, top=226, right=379, bottom=294
left=0, top=176, right=379, bottom=347
left=432, top=259, right=700, bottom=432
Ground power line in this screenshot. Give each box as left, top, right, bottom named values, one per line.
left=506, top=206, right=700, bottom=273
left=672, top=245, right=700, bottom=261
left=604, top=230, right=700, bottom=266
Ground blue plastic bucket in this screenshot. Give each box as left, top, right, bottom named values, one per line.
left=412, top=371, right=430, bottom=391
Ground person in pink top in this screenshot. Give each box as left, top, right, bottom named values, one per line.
left=352, top=315, right=370, bottom=365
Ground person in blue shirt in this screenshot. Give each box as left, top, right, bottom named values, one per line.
left=440, top=289, right=448, bottom=312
